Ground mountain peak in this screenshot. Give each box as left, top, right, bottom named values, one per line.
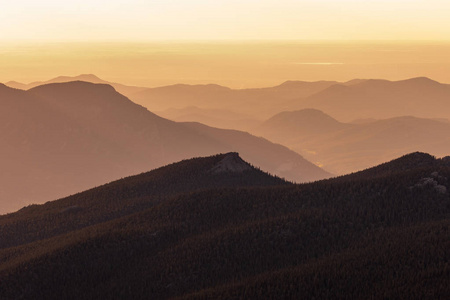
left=261, top=108, right=346, bottom=132
left=77, top=74, right=102, bottom=80
left=50, top=74, right=105, bottom=83
left=402, top=77, right=439, bottom=85
left=340, top=152, right=438, bottom=180
left=373, top=152, right=437, bottom=171
left=210, top=152, right=252, bottom=174
left=30, top=80, right=116, bottom=94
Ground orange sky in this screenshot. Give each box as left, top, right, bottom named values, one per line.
left=1, top=42, right=450, bottom=88
left=1, top=1, right=450, bottom=87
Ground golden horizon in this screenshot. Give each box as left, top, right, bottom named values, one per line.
left=1, top=41, right=450, bottom=88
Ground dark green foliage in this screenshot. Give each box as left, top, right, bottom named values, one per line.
left=0, top=152, right=449, bottom=299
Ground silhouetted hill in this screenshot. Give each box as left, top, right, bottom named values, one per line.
left=255, top=110, right=450, bottom=174
left=0, top=152, right=448, bottom=299
left=0, top=82, right=328, bottom=214
left=335, top=152, right=440, bottom=180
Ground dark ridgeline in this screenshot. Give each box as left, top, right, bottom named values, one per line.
left=0, top=152, right=287, bottom=250
left=0, top=152, right=449, bottom=299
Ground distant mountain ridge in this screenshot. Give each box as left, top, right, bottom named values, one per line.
left=0, top=81, right=329, bottom=214
left=6, top=74, right=147, bottom=97
left=257, top=108, right=352, bottom=138
left=7, top=75, right=449, bottom=123
left=4, top=75, right=341, bottom=118
left=293, top=77, right=450, bottom=121
left=255, top=108, right=450, bottom=174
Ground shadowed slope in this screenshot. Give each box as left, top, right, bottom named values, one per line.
left=0, top=152, right=448, bottom=299
left=0, top=153, right=287, bottom=250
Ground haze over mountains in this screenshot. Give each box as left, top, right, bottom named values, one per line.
left=2, top=73, right=450, bottom=299
left=5, top=74, right=450, bottom=179
left=256, top=109, right=450, bottom=174
left=4, top=0, right=450, bottom=296
left=9, top=74, right=450, bottom=129
left=121, top=76, right=450, bottom=122
left=5, top=75, right=342, bottom=116
left=6, top=74, right=147, bottom=98
left=1, top=152, right=449, bottom=299
left=0, top=81, right=329, bottom=214
left=293, top=77, right=450, bottom=122
left=155, top=106, right=260, bottom=131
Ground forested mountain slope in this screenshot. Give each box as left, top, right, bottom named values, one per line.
left=0, top=152, right=449, bottom=299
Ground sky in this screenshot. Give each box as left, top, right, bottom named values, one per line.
left=1, top=1, right=450, bottom=87
left=1, top=0, right=450, bottom=41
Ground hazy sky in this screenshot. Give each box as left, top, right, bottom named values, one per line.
left=2, top=0, right=450, bottom=41
left=1, top=1, right=450, bottom=87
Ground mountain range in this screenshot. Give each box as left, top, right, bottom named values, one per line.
left=5, top=75, right=342, bottom=118
left=2, top=73, right=450, bottom=299
left=255, top=109, right=450, bottom=174
left=5, top=74, right=450, bottom=176
left=6, top=74, right=147, bottom=97
left=0, top=152, right=448, bottom=299
left=0, top=81, right=329, bottom=214
left=293, top=77, right=450, bottom=122
left=8, top=74, right=450, bottom=125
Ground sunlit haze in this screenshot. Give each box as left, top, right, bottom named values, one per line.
left=2, top=2, right=450, bottom=295
left=2, top=1, right=450, bottom=87
left=1, top=42, right=450, bottom=88
left=2, top=0, right=450, bottom=41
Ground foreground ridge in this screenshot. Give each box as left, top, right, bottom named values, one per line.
left=0, top=151, right=449, bottom=299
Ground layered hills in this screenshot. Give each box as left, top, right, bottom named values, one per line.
left=255, top=109, right=450, bottom=174
left=9, top=75, right=450, bottom=130
left=5, top=75, right=450, bottom=201
left=128, top=76, right=450, bottom=122
left=0, top=152, right=448, bottom=299
left=0, top=82, right=329, bottom=214
left=293, top=77, right=450, bottom=122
